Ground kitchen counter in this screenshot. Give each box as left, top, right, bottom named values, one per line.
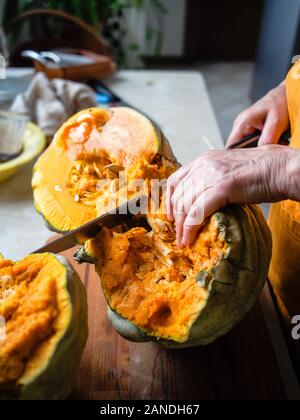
left=0, top=70, right=222, bottom=260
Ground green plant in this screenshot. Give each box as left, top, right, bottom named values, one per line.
left=1, top=0, right=167, bottom=66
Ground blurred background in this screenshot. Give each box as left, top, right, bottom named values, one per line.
left=1, top=0, right=300, bottom=141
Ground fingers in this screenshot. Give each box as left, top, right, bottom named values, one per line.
left=181, top=194, right=205, bottom=246
left=171, top=180, right=194, bottom=214
left=227, top=84, right=289, bottom=148
left=165, top=184, right=175, bottom=221
left=181, top=183, right=229, bottom=246
left=181, top=224, right=200, bottom=248
left=227, top=122, right=257, bottom=147
left=174, top=212, right=187, bottom=248
left=166, top=162, right=193, bottom=221
left=226, top=106, right=265, bottom=147
left=226, top=109, right=267, bottom=147
left=173, top=184, right=198, bottom=246
left=258, top=111, right=284, bottom=146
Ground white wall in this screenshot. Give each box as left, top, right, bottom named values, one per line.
left=146, top=0, right=187, bottom=57
left=161, top=0, right=187, bottom=56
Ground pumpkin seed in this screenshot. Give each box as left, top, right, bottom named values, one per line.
left=84, top=164, right=94, bottom=174
left=69, top=157, right=124, bottom=206
left=82, top=200, right=96, bottom=207
left=54, top=185, right=62, bottom=192
left=105, top=164, right=124, bottom=174
left=1, top=288, right=16, bottom=299
left=93, top=163, right=103, bottom=178
left=74, top=161, right=83, bottom=172
left=152, top=218, right=169, bottom=232
left=153, top=276, right=165, bottom=284
left=0, top=275, right=13, bottom=284
left=72, top=174, right=79, bottom=183
left=109, top=179, right=119, bottom=193
left=135, top=273, right=144, bottom=280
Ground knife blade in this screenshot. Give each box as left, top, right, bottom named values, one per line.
left=32, top=195, right=147, bottom=255
left=226, top=129, right=291, bottom=149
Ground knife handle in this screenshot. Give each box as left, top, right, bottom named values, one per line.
left=227, top=129, right=291, bottom=150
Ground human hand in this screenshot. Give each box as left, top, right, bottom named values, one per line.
left=227, top=82, right=289, bottom=147
left=166, top=145, right=297, bottom=247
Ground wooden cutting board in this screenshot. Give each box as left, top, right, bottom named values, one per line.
left=57, top=245, right=293, bottom=400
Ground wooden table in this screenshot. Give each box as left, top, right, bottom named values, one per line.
left=63, top=244, right=299, bottom=400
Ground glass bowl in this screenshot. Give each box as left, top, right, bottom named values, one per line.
left=0, top=111, right=28, bottom=163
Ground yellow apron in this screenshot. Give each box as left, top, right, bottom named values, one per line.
left=269, top=62, right=300, bottom=369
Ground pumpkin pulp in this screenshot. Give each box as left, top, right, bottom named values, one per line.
left=32, top=108, right=174, bottom=232
left=89, top=214, right=229, bottom=343
left=0, top=254, right=71, bottom=385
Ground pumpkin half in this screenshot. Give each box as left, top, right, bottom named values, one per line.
left=32, top=107, right=178, bottom=233
left=0, top=253, right=88, bottom=399
left=76, top=203, right=271, bottom=347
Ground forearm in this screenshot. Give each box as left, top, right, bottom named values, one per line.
left=285, top=148, right=300, bottom=201
left=167, top=145, right=300, bottom=246
left=228, top=146, right=300, bottom=205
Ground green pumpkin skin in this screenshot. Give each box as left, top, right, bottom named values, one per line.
left=105, top=204, right=271, bottom=348
left=0, top=255, right=88, bottom=400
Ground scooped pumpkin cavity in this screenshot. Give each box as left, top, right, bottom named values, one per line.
left=87, top=214, right=229, bottom=343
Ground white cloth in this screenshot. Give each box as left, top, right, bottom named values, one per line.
left=10, top=72, right=97, bottom=137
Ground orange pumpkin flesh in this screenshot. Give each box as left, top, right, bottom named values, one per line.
left=0, top=256, right=58, bottom=384
left=85, top=214, right=229, bottom=343
left=0, top=254, right=88, bottom=399
left=32, top=107, right=174, bottom=232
